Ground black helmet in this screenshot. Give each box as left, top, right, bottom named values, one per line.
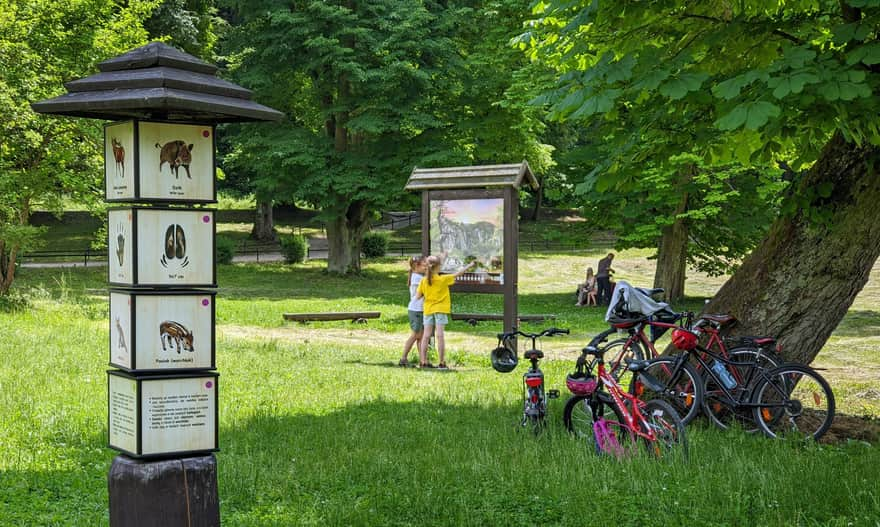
left=490, top=345, right=518, bottom=373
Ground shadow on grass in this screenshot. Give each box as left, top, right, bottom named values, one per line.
left=218, top=398, right=601, bottom=526
left=218, top=398, right=880, bottom=526
left=0, top=431, right=112, bottom=526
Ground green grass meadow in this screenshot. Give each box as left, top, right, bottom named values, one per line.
left=1, top=251, right=879, bottom=525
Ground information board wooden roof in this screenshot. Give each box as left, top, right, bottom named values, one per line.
left=405, top=161, right=539, bottom=191
left=31, top=42, right=283, bottom=123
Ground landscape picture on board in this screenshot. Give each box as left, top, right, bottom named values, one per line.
left=430, top=198, right=504, bottom=275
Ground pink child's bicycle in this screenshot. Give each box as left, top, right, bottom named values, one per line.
left=563, top=328, right=688, bottom=459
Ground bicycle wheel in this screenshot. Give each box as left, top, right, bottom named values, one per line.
left=632, top=356, right=703, bottom=425
left=604, top=339, right=645, bottom=385
left=703, top=348, right=782, bottom=431
left=751, top=364, right=835, bottom=441
left=522, top=389, right=547, bottom=435
left=563, top=392, right=630, bottom=455
left=640, top=398, right=688, bottom=460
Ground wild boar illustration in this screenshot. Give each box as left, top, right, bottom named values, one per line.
left=155, top=140, right=194, bottom=179
left=159, top=320, right=194, bottom=353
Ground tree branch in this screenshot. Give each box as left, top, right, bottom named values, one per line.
left=681, top=12, right=804, bottom=45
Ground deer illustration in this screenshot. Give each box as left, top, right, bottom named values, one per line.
left=159, top=321, right=194, bottom=353
left=115, top=317, right=128, bottom=355
left=111, top=138, right=125, bottom=178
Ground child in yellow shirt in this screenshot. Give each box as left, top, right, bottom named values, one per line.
left=415, top=255, right=475, bottom=369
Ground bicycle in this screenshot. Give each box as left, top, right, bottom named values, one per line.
left=637, top=324, right=835, bottom=440
left=602, top=310, right=704, bottom=425
left=495, top=327, right=569, bottom=433
left=604, top=307, right=785, bottom=426
left=562, top=327, right=687, bottom=459
left=687, top=315, right=783, bottom=430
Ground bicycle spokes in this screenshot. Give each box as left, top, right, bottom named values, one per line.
left=752, top=365, right=835, bottom=441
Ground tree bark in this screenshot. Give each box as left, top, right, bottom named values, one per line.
left=653, top=168, right=692, bottom=302
left=325, top=200, right=370, bottom=274
left=250, top=198, right=277, bottom=242
left=653, top=215, right=688, bottom=303
left=529, top=181, right=544, bottom=221
left=653, top=188, right=690, bottom=303
left=706, top=133, right=880, bottom=364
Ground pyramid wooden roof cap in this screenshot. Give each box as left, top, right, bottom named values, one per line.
left=32, top=42, right=283, bottom=123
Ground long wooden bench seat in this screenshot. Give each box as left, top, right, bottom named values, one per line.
left=283, top=312, right=381, bottom=323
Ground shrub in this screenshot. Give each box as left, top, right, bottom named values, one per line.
left=216, top=235, right=237, bottom=264
left=362, top=231, right=388, bottom=258
left=281, top=234, right=308, bottom=264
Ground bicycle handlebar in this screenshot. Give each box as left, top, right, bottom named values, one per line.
left=497, top=327, right=570, bottom=340
left=581, top=327, right=617, bottom=355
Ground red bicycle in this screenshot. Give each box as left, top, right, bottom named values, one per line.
left=563, top=328, right=687, bottom=459
left=602, top=310, right=704, bottom=425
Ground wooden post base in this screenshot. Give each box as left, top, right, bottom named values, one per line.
left=109, top=454, right=220, bottom=527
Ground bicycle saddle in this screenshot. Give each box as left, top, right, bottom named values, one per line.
left=731, top=335, right=776, bottom=347
left=702, top=313, right=736, bottom=325
left=524, top=349, right=544, bottom=360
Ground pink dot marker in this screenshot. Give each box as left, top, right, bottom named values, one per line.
left=202, top=299, right=210, bottom=306
left=203, top=215, right=210, bottom=223
left=205, top=381, right=213, bottom=389
left=203, top=130, right=210, bottom=138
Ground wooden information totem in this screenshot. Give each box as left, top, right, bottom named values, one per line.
left=105, top=121, right=220, bottom=459
left=32, top=41, right=283, bottom=526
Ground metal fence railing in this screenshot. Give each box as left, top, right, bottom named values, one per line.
left=20, top=237, right=604, bottom=266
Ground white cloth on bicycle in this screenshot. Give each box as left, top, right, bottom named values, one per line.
left=605, top=280, right=670, bottom=321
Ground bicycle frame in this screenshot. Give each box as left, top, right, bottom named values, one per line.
left=688, top=343, right=780, bottom=410
left=594, top=360, right=662, bottom=445
left=606, top=318, right=682, bottom=373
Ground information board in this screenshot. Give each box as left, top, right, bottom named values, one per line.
left=108, top=371, right=219, bottom=458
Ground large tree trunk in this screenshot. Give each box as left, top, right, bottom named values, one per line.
left=325, top=200, right=370, bottom=274
left=0, top=240, right=18, bottom=295
left=653, top=216, right=688, bottom=303
left=529, top=178, right=544, bottom=221
left=250, top=198, right=277, bottom=242
left=653, top=189, right=689, bottom=303
left=707, top=134, right=880, bottom=364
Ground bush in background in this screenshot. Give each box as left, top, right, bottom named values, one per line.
left=216, top=235, right=237, bottom=264
left=281, top=234, right=309, bottom=263
left=362, top=231, right=388, bottom=258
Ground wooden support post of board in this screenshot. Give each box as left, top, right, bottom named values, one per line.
left=282, top=311, right=381, bottom=323
left=109, top=454, right=220, bottom=527
left=503, top=185, right=518, bottom=335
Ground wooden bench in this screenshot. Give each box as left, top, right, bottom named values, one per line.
left=451, top=313, right=556, bottom=326
left=283, top=312, right=381, bottom=324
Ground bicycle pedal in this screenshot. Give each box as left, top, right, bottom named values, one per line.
left=547, top=389, right=560, bottom=399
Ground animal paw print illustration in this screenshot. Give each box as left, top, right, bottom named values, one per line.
left=115, top=222, right=125, bottom=267
left=160, top=224, right=189, bottom=268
